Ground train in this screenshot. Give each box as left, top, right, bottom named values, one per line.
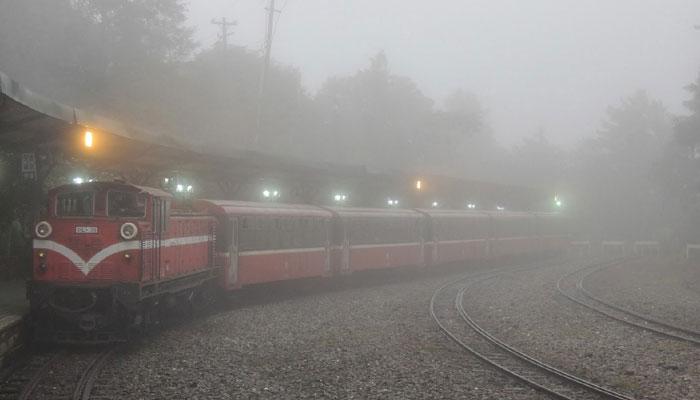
left=28, top=180, right=569, bottom=343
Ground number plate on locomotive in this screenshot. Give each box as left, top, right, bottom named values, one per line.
left=75, top=226, right=98, bottom=234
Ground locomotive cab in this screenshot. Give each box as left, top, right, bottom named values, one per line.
left=32, top=181, right=171, bottom=282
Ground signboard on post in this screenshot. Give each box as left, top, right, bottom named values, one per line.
left=21, top=153, right=37, bottom=180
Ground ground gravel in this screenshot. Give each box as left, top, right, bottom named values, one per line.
left=584, top=256, right=700, bottom=332
left=463, top=259, right=700, bottom=400
left=98, top=264, right=545, bottom=399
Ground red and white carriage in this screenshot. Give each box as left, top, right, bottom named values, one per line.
left=193, top=200, right=334, bottom=289
left=329, top=207, right=424, bottom=273
left=417, top=209, right=491, bottom=266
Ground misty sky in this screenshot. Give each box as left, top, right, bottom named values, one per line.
left=188, top=1, right=700, bottom=147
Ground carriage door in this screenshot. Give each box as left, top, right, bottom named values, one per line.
left=324, top=218, right=331, bottom=274
left=142, top=198, right=164, bottom=281
left=422, top=217, right=434, bottom=267
left=228, top=218, right=239, bottom=286
left=341, top=219, right=350, bottom=273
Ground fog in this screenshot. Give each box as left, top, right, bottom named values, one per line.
left=189, top=0, right=700, bottom=147
left=2, top=0, right=700, bottom=244
left=3, top=5, right=700, bottom=394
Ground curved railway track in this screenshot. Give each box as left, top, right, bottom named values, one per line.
left=430, top=259, right=636, bottom=400
left=0, top=346, right=117, bottom=400
left=557, top=259, right=700, bottom=346
left=0, top=350, right=63, bottom=400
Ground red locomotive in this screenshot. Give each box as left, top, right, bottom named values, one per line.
left=29, top=181, right=569, bottom=343
left=30, top=181, right=218, bottom=342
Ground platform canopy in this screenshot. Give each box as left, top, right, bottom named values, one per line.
left=0, top=70, right=364, bottom=181
left=0, top=70, right=546, bottom=210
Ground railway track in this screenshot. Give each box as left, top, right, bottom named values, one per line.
left=430, top=259, right=636, bottom=400
left=0, top=346, right=117, bottom=400
left=0, top=350, right=63, bottom=400
left=557, top=259, right=700, bottom=346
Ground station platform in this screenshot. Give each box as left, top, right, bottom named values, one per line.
left=0, top=280, right=28, bottom=367
left=0, top=280, right=28, bottom=315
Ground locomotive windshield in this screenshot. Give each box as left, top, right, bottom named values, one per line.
left=56, top=191, right=94, bottom=217
left=107, top=190, right=146, bottom=218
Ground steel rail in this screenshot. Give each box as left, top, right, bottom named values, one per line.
left=456, top=286, right=634, bottom=399
left=16, top=351, right=65, bottom=400
left=430, top=270, right=573, bottom=400
left=73, top=347, right=117, bottom=400
left=580, top=272, right=700, bottom=339
left=4, top=346, right=116, bottom=400
left=430, top=258, right=637, bottom=400
left=557, top=260, right=700, bottom=346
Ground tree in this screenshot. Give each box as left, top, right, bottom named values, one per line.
left=596, top=90, right=670, bottom=159
left=74, top=0, right=194, bottom=66
left=0, top=0, right=195, bottom=130
left=443, top=90, right=484, bottom=131
left=663, top=71, right=700, bottom=244
left=572, top=90, right=672, bottom=241
left=314, top=52, right=434, bottom=171
left=508, top=130, right=565, bottom=189
left=426, top=90, right=495, bottom=177
left=0, top=0, right=98, bottom=104
left=171, top=45, right=314, bottom=154
left=675, top=72, right=700, bottom=156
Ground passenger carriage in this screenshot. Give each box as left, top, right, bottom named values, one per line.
left=533, top=212, right=570, bottom=255
left=329, top=208, right=424, bottom=272
left=489, top=211, right=538, bottom=258
left=194, top=200, right=334, bottom=289
left=418, top=209, right=491, bottom=266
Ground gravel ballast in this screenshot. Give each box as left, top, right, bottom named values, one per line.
left=12, top=256, right=698, bottom=399
left=100, top=264, right=544, bottom=399
left=584, top=257, right=700, bottom=332
left=462, top=259, right=700, bottom=400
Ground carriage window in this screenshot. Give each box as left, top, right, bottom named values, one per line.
left=107, top=191, right=146, bottom=218
left=346, top=216, right=421, bottom=245
left=57, top=192, right=94, bottom=217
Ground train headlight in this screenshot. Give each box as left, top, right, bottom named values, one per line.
left=120, top=223, right=138, bottom=240
left=35, top=221, right=52, bottom=238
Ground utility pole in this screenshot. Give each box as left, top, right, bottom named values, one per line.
left=262, top=0, right=277, bottom=84
left=255, top=0, right=280, bottom=146
left=211, top=17, right=237, bottom=50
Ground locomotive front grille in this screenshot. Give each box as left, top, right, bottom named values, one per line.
left=49, top=287, right=99, bottom=313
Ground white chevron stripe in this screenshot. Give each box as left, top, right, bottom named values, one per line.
left=239, top=247, right=326, bottom=256
left=34, top=235, right=211, bottom=276
left=148, top=235, right=211, bottom=249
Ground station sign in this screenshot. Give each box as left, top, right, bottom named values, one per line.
left=21, top=152, right=37, bottom=180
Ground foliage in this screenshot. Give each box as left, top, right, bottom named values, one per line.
left=507, top=131, right=566, bottom=189
left=572, top=91, right=672, bottom=241
left=0, top=0, right=194, bottom=130
left=2, top=1, right=700, bottom=250
left=0, top=3, right=492, bottom=175
left=675, top=73, right=700, bottom=152
left=175, top=45, right=313, bottom=154
left=669, top=71, right=700, bottom=242
left=314, top=51, right=436, bottom=171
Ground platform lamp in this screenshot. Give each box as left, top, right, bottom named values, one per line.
left=83, top=130, right=94, bottom=149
